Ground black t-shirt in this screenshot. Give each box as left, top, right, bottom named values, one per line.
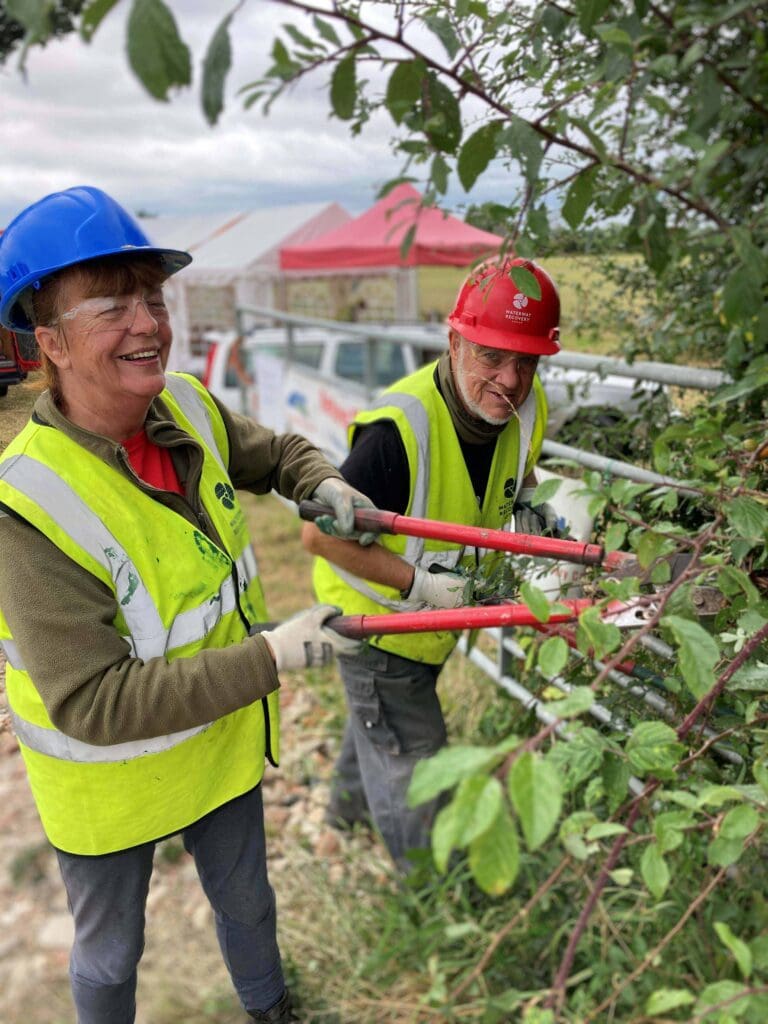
left=339, top=378, right=498, bottom=514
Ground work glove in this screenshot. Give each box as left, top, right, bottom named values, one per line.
left=261, top=604, right=361, bottom=672
left=513, top=487, right=565, bottom=537
left=405, top=566, right=469, bottom=609
left=311, top=478, right=378, bottom=546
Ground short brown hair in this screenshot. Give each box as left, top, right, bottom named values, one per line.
left=34, top=254, right=169, bottom=409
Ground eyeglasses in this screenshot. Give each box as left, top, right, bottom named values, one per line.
left=50, top=292, right=170, bottom=332
left=469, top=345, right=539, bottom=374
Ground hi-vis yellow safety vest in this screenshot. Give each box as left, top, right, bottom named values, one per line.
left=314, top=363, right=547, bottom=665
left=0, top=373, right=279, bottom=856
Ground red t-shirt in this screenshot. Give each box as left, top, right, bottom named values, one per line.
left=123, top=430, right=184, bottom=495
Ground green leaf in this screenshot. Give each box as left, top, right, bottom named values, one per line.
left=695, top=981, right=751, bottom=1018
left=424, top=14, right=460, bottom=58
left=81, top=0, right=121, bottom=42
left=451, top=774, right=505, bottom=846
left=720, top=804, right=759, bottom=840
left=201, top=12, right=233, bottom=126
left=430, top=153, right=450, bottom=195
left=457, top=121, right=502, bottom=191
left=661, top=616, right=719, bottom=699
left=538, top=636, right=569, bottom=677
left=531, top=477, right=562, bottom=505
left=407, top=737, right=520, bottom=805
left=626, top=721, right=685, bottom=778
left=126, top=0, right=192, bottom=101
left=432, top=799, right=462, bottom=871
left=576, top=605, right=621, bottom=660
left=469, top=807, right=520, bottom=894
left=544, top=686, right=595, bottom=718
left=312, top=14, right=341, bottom=46
left=520, top=581, right=551, bottom=622
left=586, top=822, right=628, bottom=840
left=640, top=843, right=670, bottom=899
left=509, top=265, right=542, bottom=301
left=602, top=753, right=630, bottom=812
left=725, top=496, right=768, bottom=541
left=549, top=730, right=605, bottom=793
left=508, top=752, right=563, bottom=850
left=715, top=922, right=753, bottom=979
left=708, top=835, right=746, bottom=867
left=399, top=223, right=417, bottom=260
left=330, top=53, right=357, bottom=120
left=717, top=565, right=760, bottom=605
left=6, top=0, right=53, bottom=42
left=385, top=59, right=425, bottom=126
left=559, top=809, right=599, bottom=859
left=576, top=0, right=611, bottom=34
left=653, top=810, right=693, bottom=853
left=680, top=39, right=706, bottom=71
left=722, top=264, right=765, bottom=325
left=645, top=988, right=695, bottom=1015
left=425, top=75, right=462, bottom=153
left=604, top=522, right=627, bottom=552
left=561, top=166, right=598, bottom=230
left=498, top=117, right=543, bottom=185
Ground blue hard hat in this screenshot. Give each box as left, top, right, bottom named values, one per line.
left=0, top=186, right=193, bottom=330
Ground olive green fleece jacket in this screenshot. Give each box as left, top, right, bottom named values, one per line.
left=0, top=385, right=344, bottom=747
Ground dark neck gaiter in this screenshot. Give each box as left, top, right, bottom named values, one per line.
left=436, top=351, right=506, bottom=446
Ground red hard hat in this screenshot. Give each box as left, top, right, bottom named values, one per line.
left=447, top=258, right=561, bottom=355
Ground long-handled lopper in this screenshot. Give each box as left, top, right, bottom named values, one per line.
left=298, top=499, right=667, bottom=639
left=299, top=499, right=633, bottom=570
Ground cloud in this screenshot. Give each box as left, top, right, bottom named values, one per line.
left=0, top=2, right=518, bottom=226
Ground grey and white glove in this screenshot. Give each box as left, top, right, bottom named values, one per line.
left=262, top=604, right=361, bottom=671
left=405, top=566, right=468, bottom=609
left=513, top=487, right=564, bottom=537
left=311, top=478, right=378, bottom=546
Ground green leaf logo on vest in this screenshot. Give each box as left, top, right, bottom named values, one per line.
left=498, top=476, right=517, bottom=519
left=215, top=482, right=236, bottom=509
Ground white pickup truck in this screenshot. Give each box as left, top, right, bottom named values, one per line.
left=203, top=323, right=666, bottom=467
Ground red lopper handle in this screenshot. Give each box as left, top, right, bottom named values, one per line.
left=299, top=500, right=606, bottom=567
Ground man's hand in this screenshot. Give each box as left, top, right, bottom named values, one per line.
left=513, top=487, right=565, bottom=537
left=261, top=604, right=361, bottom=671
left=405, top=566, right=468, bottom=608
left=311, top=478, right=378, bottom=545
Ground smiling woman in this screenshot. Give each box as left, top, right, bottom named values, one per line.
left=0, top=184, right=375, bottom=1024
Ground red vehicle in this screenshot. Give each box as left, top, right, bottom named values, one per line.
left=0, top=326, right=39, bottom=398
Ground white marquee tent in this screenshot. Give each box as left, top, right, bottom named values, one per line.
left=139, top=201, right=350, bottom=373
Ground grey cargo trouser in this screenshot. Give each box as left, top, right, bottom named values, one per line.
left=55, top=785, right=284, bottom=1023
left=329, top=645, right=447, bottom=871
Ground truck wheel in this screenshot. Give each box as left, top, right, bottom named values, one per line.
left=0, top=385, right=8, bottom=398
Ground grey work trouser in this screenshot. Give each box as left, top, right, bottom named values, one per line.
left=55, top=785, right=284, bottom=1023
left=329, top=645, right=447, bottom=871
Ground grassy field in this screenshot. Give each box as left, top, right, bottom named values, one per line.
left=417, top=254, right=638, bottom=354
left=286, top=255, right=637, bottom=355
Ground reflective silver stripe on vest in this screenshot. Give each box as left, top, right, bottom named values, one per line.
left=368, top=391, right=430, bottom=564
left=335, top=392, right=432, bottom=610
left=164, top=374, right=225, bottom=470
left=8, top=706, right=209, bottom=763
left=0, top=454, right=244, bottom=661
left=0, top=638, right=24, bottom=670
left=0, top=453, right=167, bottom=659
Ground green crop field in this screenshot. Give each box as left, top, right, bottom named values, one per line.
left=417, top=254, right=640, bottom=355
left=285, top=253, right=640, bottom=354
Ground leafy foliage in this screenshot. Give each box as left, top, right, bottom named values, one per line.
left=8, top=1, right=768, bottom=1019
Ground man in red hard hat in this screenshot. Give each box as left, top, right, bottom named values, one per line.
left=302, top=257, right=564, bottom=872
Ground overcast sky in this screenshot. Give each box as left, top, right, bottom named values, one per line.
left=0, top=2, right=513, bottom=229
